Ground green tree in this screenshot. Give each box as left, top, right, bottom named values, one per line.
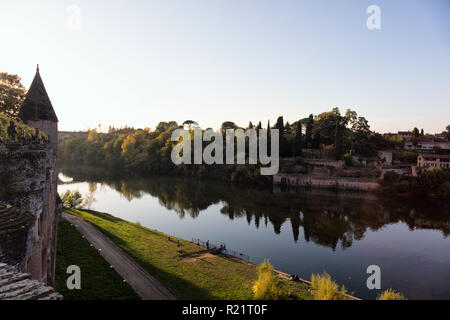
left=444, top=125, right=450, bottom=139
left=293, top=122, right=303, bottom=156
left=61, top=190, right=83, bottom=209
left=275, top=116, right=284, bottom=136
left=334, top=120, right=343, bottom=160
left=220, top=121, right=238, bottom=134
left=305, top=114, right=314, bottom=148
left=183, top=120, right=198, bottom=131
left=0, top=72, right=26, bottom=120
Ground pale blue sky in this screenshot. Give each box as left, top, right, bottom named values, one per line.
left=1, top=0, right=449, bottom=133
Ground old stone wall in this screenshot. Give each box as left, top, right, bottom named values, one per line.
left=0, top=142, right=59, bottom=285
left=274, top=173, right=380, bottom=192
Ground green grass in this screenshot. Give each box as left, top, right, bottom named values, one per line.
left=64, top=208, right=313, bottom=300
left=55, top=219, right=140, bottom=300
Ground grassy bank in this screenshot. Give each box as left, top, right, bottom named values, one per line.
left=64, top=208, right=312, bottom=300
left=55, top=219, right=140, bottom=300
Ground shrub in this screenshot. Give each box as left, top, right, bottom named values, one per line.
left=377, top=289, right=407, bottom=300
left=61, top=190, right=83, bottom=209
left=310, top=272, right=347, bottom=300
left=253, top=259, right=282, bottom=300
left=384, top=171, right=400, bottom=184
left=0, top=112, right=48, bottom=142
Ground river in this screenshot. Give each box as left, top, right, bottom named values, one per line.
left=58, top=166, right=450, bottom=300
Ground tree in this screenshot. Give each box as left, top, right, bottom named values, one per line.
left=444, top=125, right=450, bottom=139
left=61, top=190, right=83, bottom=209
left=0, top=72, right=26, bottom=119
left=183, top=120, right=198, bottom=131
left=284, top=121, right=291, bottom=135
left=412, top=127, right=420, bottom=147
left=351, top=116, right=370, bottom=141
left=334, top=120, right=343, bottom=160
left=275, top=116, right=284, bottom=136
left=220, top=121, right=237, bottom=134
left=293, top=122, right=303, bottom=156
left=305, top=114, right=314, bottom=148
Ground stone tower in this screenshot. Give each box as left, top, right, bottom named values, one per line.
left=17, top=65, right=59, bottom=284
left=18, top=65, right=58, bottom=148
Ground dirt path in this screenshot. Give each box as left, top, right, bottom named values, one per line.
left=62, top=212, right=176, bottom=300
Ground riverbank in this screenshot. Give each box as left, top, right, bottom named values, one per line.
left=55, top=219, right=140, bottom=300
left=64, top=208, right=313, bottom=300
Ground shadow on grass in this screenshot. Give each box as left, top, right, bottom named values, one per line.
left=65, top=209, right=218, bottom=300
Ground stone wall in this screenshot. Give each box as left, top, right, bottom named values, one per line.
left=0, top=142, right=59, bottom=285
left=274, top=173, right=380, bottom=192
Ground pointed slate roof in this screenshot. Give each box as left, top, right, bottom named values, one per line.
left=18, top=65, right=58, bottom=123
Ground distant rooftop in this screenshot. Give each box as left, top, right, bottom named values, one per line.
left=419, top=154, right=450, bottom=159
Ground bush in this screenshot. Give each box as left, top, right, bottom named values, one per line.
left=384, top=171, right=400, bottom=183
left=377, top=289, right=407, bottom=300
left=310, top=272, right=347, bottom=300
left=61, top=190, right=83, bottom=209
left=253, top=259, right=282, bottom=300
left=0, top=112, right=48, bottom=142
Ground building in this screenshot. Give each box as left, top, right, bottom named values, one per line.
left=377, top=150, right=393, bottom=165
left=404, top=138, right=450, bottom=151
left=417, top=154, right=450, bottom=168
left=15, top=65, right=59, bottom=284
left=397, top=131, right=412, bottom=139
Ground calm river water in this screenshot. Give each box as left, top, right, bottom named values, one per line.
left=58, top=167, right=450, bottom=300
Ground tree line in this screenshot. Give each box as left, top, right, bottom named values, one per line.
left=58, top=107, right=395, bottom=182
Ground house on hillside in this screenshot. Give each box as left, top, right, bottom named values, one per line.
left=404, top=138, right=450, bottom=151
left=417, top=154, right=450, bottom=168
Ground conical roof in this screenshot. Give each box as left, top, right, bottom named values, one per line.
left=18, top=65, right=58, bottom=122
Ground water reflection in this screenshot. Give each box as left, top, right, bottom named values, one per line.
left=60, top=166, right=450, bottom=252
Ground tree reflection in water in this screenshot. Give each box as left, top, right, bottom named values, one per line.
left=60, top=165, right=450, bottom=251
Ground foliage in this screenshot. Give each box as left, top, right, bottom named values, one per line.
left=377, top=289, right=407, bottom=300
left=59, top=108, right=376, bottom=179
left=55, top=219, right=139, bottom=300
left=61, top=190, right=83, bottom=208
left=382, top=167, right=450, bottom=199
left=253, top=259, right=282, bottom=300
left=310, top=272, right=347, bottom=300
left=393, top=150, right=417, bottom=163
left=0, top=112, right=47, bottom=142
left=0, top=72, right=26, bottom=120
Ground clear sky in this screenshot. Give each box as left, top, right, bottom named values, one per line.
left=1, top=0, right=449, bottom=133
